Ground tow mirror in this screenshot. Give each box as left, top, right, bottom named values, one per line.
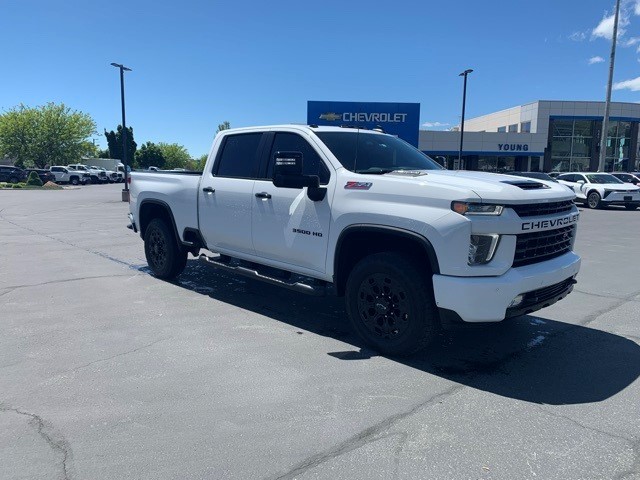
left=273, top=151, right=319, bottom=189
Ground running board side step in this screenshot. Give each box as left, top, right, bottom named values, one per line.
left=199, top=254, right=329, bottom=296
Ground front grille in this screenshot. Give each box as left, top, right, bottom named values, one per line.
left=513, top=225, right=575, bottom=267
left=510, top=200, right=574, bottom=218
left=519, top=277, right=575, bottom=309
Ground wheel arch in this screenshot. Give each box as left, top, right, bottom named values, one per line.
left=333, top=225, right=440, bottom=297
left=138, top=199, right=182, bottom=247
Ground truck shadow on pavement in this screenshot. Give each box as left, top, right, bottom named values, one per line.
left=172, top=259, right=640, bottom=406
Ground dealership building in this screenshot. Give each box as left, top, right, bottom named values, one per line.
left=420, top=100, right=640, bottom=173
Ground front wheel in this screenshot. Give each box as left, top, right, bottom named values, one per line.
left=625, top=203, right=638, bottom=211
left=345, top=252, right=439, bottom=356
left=587, top=191, right=601, bottom=209
left=144, top=218, right=187, bottom=279
left=70, top=177, right=79, bottom=185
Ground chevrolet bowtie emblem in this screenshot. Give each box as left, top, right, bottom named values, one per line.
left=319, top=112, right=342, bottom=121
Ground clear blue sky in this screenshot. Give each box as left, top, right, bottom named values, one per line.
left=2, top=0, right=640, bottom=157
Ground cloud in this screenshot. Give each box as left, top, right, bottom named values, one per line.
left=613, top=76, right=640, bottom=91
left=588, top=55, right=605, bottom=64
left=421, top=121, right=450, bottom=128
left=624, top=36, right=640, bottom=46
left=592, top=12, right=628, bottom=40
left=569, top=31, right=587, bottom=41
left=634, top=0, right=640, bottom=15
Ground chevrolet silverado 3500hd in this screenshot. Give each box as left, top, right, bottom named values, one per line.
left=127, top=125, right=581, bottom=355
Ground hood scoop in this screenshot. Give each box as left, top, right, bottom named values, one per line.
left=386, top=170, right=429, bottom=177
left=501, top=179, right=550, bottom=190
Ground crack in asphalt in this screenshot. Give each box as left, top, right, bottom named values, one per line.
left=1, top=273, right=139, bottom=296
left=574, top=288, right=640, bottom=303
left=268, top=385, right=464, bottom=480
left=63, top=337, right=169, bottom=374
left=0, top=213, right=143, bottom=271
left=0, top=404, right=73, bottom=480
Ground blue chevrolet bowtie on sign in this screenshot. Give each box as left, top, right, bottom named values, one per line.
left=307, top=101, right=420, bottom=147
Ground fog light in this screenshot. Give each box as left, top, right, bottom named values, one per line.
left=468, top=234, right=500, bottom=265
left=509, top=294, right=525, bottom=308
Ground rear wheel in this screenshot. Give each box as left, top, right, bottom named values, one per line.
left=345, top=252, right=439, bottom=356
left=144, top=218, right=187, bottom=279
left=70, top=177, right=79, bottom=185
left=587, top=191, right=601, bottom=209
left=625, top=203, right=638, bottom=211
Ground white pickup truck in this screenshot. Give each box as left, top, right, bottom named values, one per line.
left=127, top=125, right=581, bottom=355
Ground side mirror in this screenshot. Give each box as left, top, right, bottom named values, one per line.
left=577, top=180, right=585, bottom=184
left=273, top=151, right=320, bottom=189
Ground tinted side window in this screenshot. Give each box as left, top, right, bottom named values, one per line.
left=558, top=174, right=572, bottom=182
left=215, top=133, right=263, bottom=178
left=266, top=133, right=330, bottom=184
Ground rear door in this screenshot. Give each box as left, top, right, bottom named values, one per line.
left=251, top=130, right=334, bottom=273
left=198, top=132, right=266, bottom=256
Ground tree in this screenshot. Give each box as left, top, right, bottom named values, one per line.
left=104, top=125, right=137, bottom=165
left=216, top=121, right=230, bottom=134
left=0, top=103, right=96, bottom=168
left=158, top=142, right=191, bottom=170
left=135, top=142, right=166, bottom=169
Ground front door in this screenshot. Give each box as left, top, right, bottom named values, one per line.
left=251, top=131, right=334, bottom=274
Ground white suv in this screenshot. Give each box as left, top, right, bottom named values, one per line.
left=49, top=166, right=90, bottom=185
left=67, top=164, right=108, bottom=184
left=557, top=172, right=640, bottom=210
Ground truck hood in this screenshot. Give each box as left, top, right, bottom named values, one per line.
left=383, top=169, right=575, bottom=204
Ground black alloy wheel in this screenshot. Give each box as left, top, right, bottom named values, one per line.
left=144, top=218, right=187, bottom=279
left=345, top=252, right=439, bottom=356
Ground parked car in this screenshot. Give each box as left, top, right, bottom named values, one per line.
left=90, top=166, right=120, bottom=183
left=0, top=166, right=28, bottom=183
left=548, top=172, right=561, bottom=178
left=507, top=171, right=559, bottom=183
left=611, top=172, right=640, bottom=185
left=24, top=168, right=56, bottom=184
left=557, top=172, right=640, bottom=209
left=49, top=166, right=90, bottom=185
left=67, top=164, right=108, bottom=184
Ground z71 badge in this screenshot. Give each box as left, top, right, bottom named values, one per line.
left=345, top=182, right=372, bottom=190
left=521, top=213, right=579, bottom=231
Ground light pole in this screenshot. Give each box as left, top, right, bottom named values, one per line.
left=458, top=69, right=473, bottom=170
left=111, top=62, right=132, bottom=201
left=598, top=0, right=621, bottom=172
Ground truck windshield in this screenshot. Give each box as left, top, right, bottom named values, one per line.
left=315, top=131, right=443, bottom=174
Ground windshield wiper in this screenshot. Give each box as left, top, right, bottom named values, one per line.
left=355, top=167, right=396, bottom=174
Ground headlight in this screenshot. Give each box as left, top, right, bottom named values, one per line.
left=452, top=202, right=504, bottom=216
left=468, top=234, right=500, bottom=265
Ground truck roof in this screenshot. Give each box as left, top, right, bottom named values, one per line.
left=219, top=124, right=390, bottom=136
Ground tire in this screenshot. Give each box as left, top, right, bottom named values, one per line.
left=587, top=191, right=601, bottom=209
left=144, top=218, right=187, bottom=280
left=345, top=252, right=439, bottom=356
left=70, top=177, right=79, bottom=186
left=625, top=203, right=638, bottom=211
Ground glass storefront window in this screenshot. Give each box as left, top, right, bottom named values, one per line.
left=553, top=120, right=573, bottom=137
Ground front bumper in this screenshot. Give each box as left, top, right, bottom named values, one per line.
left=432, top=251, right=581, bottom=322
left=601, top=191, right=640, bottom=204
left=127, top=213, right=138, bottom=232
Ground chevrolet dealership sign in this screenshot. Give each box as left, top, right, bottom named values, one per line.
left=308, top=101, right=420, bottom=146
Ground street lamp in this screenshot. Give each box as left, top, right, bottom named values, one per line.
left=458, top=69, right=473, bottom=170
left=111, top=62, right=132, bottom=201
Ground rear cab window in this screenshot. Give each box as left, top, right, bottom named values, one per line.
left=214, top=133, right=264, bottom=179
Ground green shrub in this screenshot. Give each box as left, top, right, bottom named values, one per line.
left=12, top=183, right=23, bottom=189
left=26, top=171, right=43, bottom=187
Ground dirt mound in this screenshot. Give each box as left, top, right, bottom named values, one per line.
left=43, top=181, right=63, bottom=189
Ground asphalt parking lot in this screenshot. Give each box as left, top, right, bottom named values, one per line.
left=1, top=183, right=639, bottom=480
